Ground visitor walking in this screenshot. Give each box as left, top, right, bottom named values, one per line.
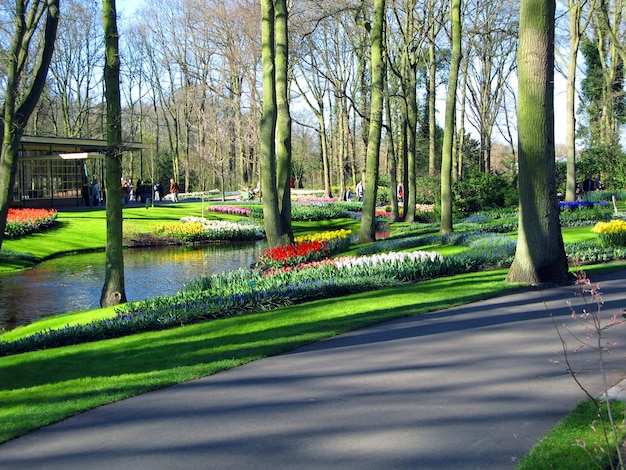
left=169, top=179, right=180, bottom=203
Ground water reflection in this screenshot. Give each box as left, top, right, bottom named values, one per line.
left=0, top=242, right=265, bottom=331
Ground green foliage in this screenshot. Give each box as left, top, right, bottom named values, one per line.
left=415, top=175, right=440, bottom=204
left=578, top=145, right=626, bottom=188
left=565, top=241, right=626, bottom=264
left=376, top=185, right=391, bottom=206
left=559, top=205, right=613, bottom=226
left=586, top=190, right=626, bottom=202
left=555, top=160, right=567, bottom=197
left=452, top=169, right=517, bottom=214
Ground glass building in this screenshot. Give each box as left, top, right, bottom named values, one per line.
left=15, top=135, right=149, bottom=208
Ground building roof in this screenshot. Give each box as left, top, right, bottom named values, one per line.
left=19, top=135, right=150, bottom=159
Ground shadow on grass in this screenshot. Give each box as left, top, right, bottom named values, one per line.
left=2, top=270, right=525, bottom=390
left=2, top=267, right=624, bottom=444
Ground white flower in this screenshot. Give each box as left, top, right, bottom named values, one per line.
left=333, top=251, right=442, bottom=270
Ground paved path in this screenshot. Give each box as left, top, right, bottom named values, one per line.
left=1, top=270, right=626, bottom=469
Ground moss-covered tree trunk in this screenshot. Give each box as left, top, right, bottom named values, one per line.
left=440, top=0, right=462, bottom=235
left=0, top=0, right=60, bottom=249
left=100, top=0, right=127, bottom=307
left=358, top=0, right=385, bottom=243
left=260, top=0, right=291, bottom=249
left=506, top=0, right=569, bottom=286
left=274, top=0, right=293, bottom=242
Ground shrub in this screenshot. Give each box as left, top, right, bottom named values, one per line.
left=453, top=170, right=517, bottom=214
left=415, top=175, right=440, bottom=204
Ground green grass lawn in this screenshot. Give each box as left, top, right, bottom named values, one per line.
left=1, top=203, right=361, bottom=263
left=0, top=268, right=520, bottom=444
left=1, top=203, right=624, bottom=467
left=518, top=399, right=626, bottom=470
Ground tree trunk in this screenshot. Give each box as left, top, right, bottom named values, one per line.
left=506, top=0, right=569, bottom=286
left=0, top=0, right=60, bottom=249
left=440, top=0, right=462, bottom=235
left=260, top=0, right=290, bottom=248
left=274, top=0, right=293, bottom=241
left=386, top=69, right=400, bottom=222
left=428, top=36, right=437, bottom=176
left=565, top=0, right=590, bottom=202
left=358, top=0, right=385, bottom=244
left=100, top=0, right=127, bottom=307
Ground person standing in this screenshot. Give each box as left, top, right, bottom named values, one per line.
left=356, top=180, right=364, bottom=202
left=169, top=178, right=180, bottom=202
left=594, top=174, right=603, bottom=191
left=92, top=179, right=100, bottom=205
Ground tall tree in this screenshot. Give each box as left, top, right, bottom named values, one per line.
left=579, top=1, right=625, bottom=156
left=424, top=0, right=448, bottom=177
left=47, top=0, right=102, bottom=137
left=100, top=0, right=127, bottom=307
left=0, top=0, right=60, bottom=249
left=464, top=0, right=518, bottom=173
left=388, top=0, right=425, bottom=223
left=260, top=0, right=292, bottom=248
left=561, top=0, right=595, bottom=201
left=440, top=0, right=462, bottom=234
left=358, top=0, right=386, bottom=243
left=506, top=0, right=569, bottom=285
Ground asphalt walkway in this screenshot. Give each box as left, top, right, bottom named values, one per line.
left=1, top=269, right=626, bottom=469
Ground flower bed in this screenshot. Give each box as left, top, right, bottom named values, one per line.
left=4, top=208, right=58, bottom=239
left=250, top=203, right=351, bottom=221
left=591, top=219, right=626, bottom=247
left=258, top=240, right=330, bottom=269
left=206, top=205, right=252, bottom=217
left=8, top=220, right=623, bottom=358
left=0, top=249, right=447, bottom=356
left=294, top=229, right=352, bottom=254
left=153, top=217, right=264, bottom=244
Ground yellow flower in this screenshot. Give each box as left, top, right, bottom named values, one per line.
left=591, top=220, right=626, bottom=235
left=295, top=229, right=351, bottom=243
left=591, top=219, right=626, bottom=247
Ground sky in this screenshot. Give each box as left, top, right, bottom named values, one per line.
left=112, top=0, right=624, bottom=149
left=116, top=0, right=142, bottom=16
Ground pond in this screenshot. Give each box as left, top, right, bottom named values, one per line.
left=0, top=242, right=266, bottom=332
